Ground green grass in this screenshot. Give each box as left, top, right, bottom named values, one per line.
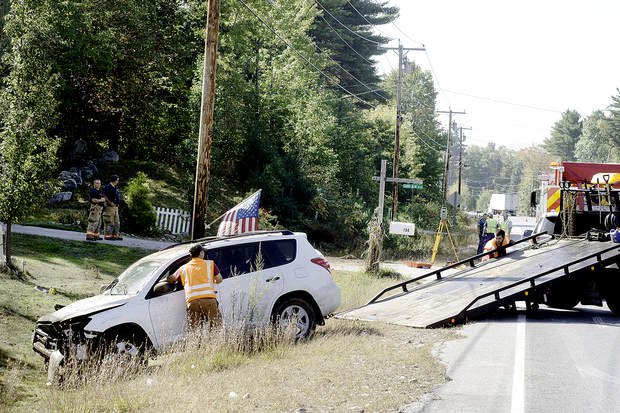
left=22, top=160, right=190, bottom=231
left=0, top=234, right=150, bottom=409
left=0, top=235, right=455, bottom=411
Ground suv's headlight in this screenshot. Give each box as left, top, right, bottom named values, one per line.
left=61, top=318, right=92, bottom=343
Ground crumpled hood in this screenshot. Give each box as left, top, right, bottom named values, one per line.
left=38, top=294, right=131, bottom=323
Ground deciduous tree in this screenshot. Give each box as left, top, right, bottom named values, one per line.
left=543, top=109, right=582, bottom=161
left=0, top=0, right=60, bottom=266
left=575, top=110, right=613, bottom=162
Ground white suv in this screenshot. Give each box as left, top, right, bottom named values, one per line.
left=32, top=231, right=340, bottom=369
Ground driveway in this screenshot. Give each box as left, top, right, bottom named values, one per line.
left=3, top=224, right=175, bottom=251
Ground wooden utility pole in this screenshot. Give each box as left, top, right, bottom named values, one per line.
left=382, top=42, right=425, bottom=221
left=457, top=126, right=472, bottom=209
left=391, top=40, right=403, bottom=221
left=367, top=159, right=423, bottom=272
left=191, top=0, right=221, bottom=240
left=437, top=109, right=465, bottom=203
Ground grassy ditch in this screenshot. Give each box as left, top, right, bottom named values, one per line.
left=0, top=234, right=150, bottom=408
left=1, top=235, right=457, bottom=412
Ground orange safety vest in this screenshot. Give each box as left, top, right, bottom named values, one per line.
left=179, top=258, right=218, bottom=303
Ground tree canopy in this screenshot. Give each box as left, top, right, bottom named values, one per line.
left=543, top=109, right=582, bottom=161
left=2, top=0, right=619, bottom=256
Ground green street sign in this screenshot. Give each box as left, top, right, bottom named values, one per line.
left=403, top=183, right=423, bottom=189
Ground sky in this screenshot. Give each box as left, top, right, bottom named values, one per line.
left=375, top=0, right=620, bottom=150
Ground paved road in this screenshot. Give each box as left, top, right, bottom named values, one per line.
left=415, top=304, right=620, bottom=413
left=4, top=224, right=175, bottom=250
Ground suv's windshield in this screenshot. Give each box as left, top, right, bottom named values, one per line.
left=107, top=259, right=162, bottom=295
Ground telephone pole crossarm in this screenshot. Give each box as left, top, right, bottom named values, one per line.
left=380, top=47, right=426, bottom=52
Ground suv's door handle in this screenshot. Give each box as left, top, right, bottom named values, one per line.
left=265, top=276, right=280, bottom=283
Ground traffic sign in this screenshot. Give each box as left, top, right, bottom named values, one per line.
left=403, top=183, right=423, bottom=189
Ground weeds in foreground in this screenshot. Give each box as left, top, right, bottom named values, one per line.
left=45, top=321, right=298, bottom=393
left=0, top=361, right=26, bottom=406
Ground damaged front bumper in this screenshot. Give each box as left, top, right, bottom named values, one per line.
left=32, top=319, right=100, bottom=383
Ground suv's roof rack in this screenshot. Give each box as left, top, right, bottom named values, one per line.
left=162, top=230, right=295, bottom=250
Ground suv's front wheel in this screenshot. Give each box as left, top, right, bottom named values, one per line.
left=274, top=297, right=316, bottom=340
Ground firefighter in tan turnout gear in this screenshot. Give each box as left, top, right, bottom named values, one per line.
left=168, top=244, right=223, bottom=329
left=85, top=179, right=105, bottom=241
left=102, top=175, right=122, bottom=240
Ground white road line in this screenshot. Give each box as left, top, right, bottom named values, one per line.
left=511, top=314, right=526, bottom=413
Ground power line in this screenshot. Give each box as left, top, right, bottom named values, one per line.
left=381, top=51, right=396, bottom=72
left=237, top=0, right=375, bottom=108
left=441, top=89, right=564, bottom=113
left=411, top=126, right=444, bottom=151
left=310, top=19, right=389, bottom=102
left=345, top=0, right=394, bottom=40
left=424, top=50, right=451, bottom=107
left=315, top=0, right=383, bottom=45
left=390, top=21, right=424, bottom=47
left=272, top=87, right=387, bottom=114
left=411, top=131, right=442, bottom=152
left=318, top=15, right=375, bottom=66
left=265, top=0, right=388, bottom=103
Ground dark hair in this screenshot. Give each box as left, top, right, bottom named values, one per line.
left=110, top=174, right=119, bottom=183
left=495, top=229, right=506, bottom=238
left=189, top=244, right=203, bottom=257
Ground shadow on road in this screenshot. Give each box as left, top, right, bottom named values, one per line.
left=475, top=305, right=620, bottom=327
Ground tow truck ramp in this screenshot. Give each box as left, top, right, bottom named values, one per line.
left=337, top=232, right=620, bottom=328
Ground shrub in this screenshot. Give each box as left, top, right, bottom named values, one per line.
left=125, top=172, right=157, bottom=235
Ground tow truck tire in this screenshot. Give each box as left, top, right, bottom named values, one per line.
left=607, top=295, right=620, bottom=316
left=545, top=290, right=579, bottom=310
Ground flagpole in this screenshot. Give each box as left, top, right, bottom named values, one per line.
left=206, top=189, right=261, bottom=229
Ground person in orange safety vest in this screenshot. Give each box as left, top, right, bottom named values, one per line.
left=167, top=244, right=223, bottom=329
left=481, top=229, right=509, bottom=261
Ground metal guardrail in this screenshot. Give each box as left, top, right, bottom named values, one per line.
left=367, top=231, right=549, bottom=305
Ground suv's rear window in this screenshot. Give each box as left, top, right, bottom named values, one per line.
left=207, top=239, right=297, bottom=278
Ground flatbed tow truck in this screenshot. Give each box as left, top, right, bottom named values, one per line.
left=339, top=162, right=620, bottom=327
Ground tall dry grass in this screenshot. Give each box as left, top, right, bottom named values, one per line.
left=26, top=271, right=456, bottom=413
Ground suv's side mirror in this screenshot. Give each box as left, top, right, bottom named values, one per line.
left=100, top=283, right=110, bottom=294
left=152, top=281, right=173, bottom=297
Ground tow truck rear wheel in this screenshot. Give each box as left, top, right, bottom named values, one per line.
left=607, top=294, right=620, bottom=316
left=545, top=290, right=579, bottom=310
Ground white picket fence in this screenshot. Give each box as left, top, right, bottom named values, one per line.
left=155, top=207, right=191, bottom=235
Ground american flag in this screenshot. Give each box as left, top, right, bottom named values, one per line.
left=217, top=190, right=261, bottom=237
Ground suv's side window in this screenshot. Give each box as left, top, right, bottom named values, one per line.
left=149, top=256, right=190, bottom=297
left=207, top=243, right=259, bottom=279
left=206, top=239, right=297, bottom=279
left=262, top=239, right=297, bottom=268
